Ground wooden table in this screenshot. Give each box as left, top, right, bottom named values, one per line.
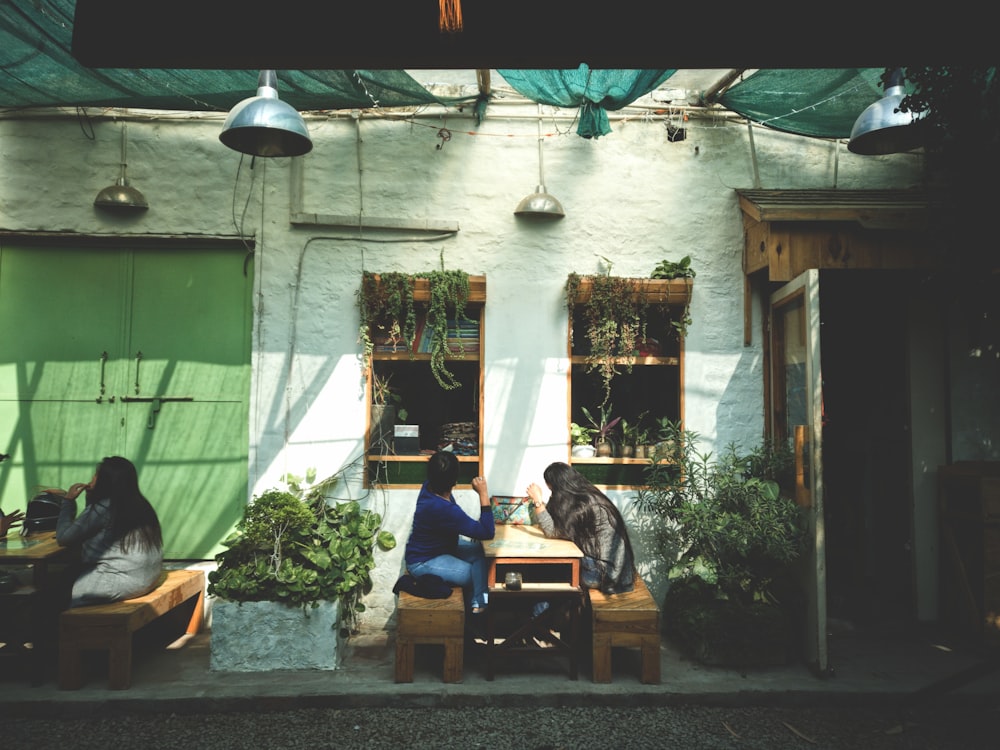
left=0, top=530, right=71, bottom=587
left=482, top=524, right=585, bottom=680
left=0, top=530, right=72, bottom=680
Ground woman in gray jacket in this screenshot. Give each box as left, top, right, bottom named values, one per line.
left=52, top=456, right=163, bottom=608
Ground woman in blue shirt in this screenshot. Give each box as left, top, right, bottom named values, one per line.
left=404, top=451, right=494, bottom=613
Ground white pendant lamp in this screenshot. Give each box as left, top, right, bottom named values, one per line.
left=515, top=108, right=565, bottom=219
left=848, top=68, right=927, bottom=155
left=94, top=122, right=148, bottom=212
left=219, top=70, right=313, bottom=158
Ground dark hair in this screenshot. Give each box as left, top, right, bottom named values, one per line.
left=427, top=451, right=459, bottom=496
left=541, top=462, right=635, bottom=563
left=88, top=456, right=162, bottom=554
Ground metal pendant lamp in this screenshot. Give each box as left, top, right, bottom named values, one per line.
left=848, top=68, right=927, bottom=155
left=94, top=122, right=148, bottom=212
left=515, top=109, right=565, bottom=219
left=219, top=70, right=313, bottom=158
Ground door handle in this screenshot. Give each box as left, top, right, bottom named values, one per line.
left=120, top=396, right=194, bottom=429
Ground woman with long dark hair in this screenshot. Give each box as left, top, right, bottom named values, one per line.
left=526, top=461, right=636, bottom=594
left=52, top=456, right=163, bottom=607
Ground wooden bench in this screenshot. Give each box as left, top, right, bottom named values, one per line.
left=58, top=568, right=205, bottom=690
left=394, top=586, right=465, bottom=683
left=587, top=576, right=661, bottom=684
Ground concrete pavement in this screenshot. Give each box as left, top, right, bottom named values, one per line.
left=1, top=620, right=998, bottom=718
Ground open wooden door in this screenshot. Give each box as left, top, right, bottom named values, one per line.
left=769, top=269, right=828, bottom=675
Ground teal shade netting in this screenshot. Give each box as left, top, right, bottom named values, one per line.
left=498, top=67, right=676, bottom=138
left=718, top=68, right=916, bottom=140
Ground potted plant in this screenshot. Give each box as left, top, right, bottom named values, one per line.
left=370, top=371, right=408, bottom=454
left=582, top=404, right=621, bottom=457
left=570, top=422, right=597, bottom=457
left=635, top=423, right=805, bottom=668
left=208, top=467, right=396, bottom=672
left=619, top=410, right=648, bottom=459
left=357, top=268, right=474, bottom=391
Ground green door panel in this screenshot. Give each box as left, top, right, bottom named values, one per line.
left=0, top=247, right=127, bottom=400
left=122, top=400, right=247, bottom=559
left=0, top=243, right=252, bottom=560
left=0, top=400, right=121, bottom=507
left=129, top=250, right=252, bottom=400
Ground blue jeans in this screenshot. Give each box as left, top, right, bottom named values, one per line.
left=408, top=539, right=489, bottom=611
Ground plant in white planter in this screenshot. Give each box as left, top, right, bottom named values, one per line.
left=208, top=468, right=396, bottom=671
left=570, top=422, right=597, bottom=457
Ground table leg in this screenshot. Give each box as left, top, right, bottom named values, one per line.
left=485, top=604, right=496, bottom=681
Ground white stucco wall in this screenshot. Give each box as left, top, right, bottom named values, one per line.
left=0, top=88, right=924, bottom=627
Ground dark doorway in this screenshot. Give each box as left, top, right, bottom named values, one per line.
left=819, top=270, right=915, bottom=630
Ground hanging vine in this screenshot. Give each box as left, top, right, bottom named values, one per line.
left=357, top=268, right=472, bottom=391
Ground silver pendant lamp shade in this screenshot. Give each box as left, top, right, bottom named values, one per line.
left=848, top=68, right=927, bottom=155
left=94, top=122, right=148, bottom=211
left=514, top=109, right=565, bottom=219
left=219, top=70, right=313, bottom=158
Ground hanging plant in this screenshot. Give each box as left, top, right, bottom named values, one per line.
left=357, top=267, right=472, bottom=391
left=566, top=272, right=648, bottom=408
left=357, top=271, right=417, bottom=370
left=420, top=268, right=472, bottom=391
left=566, top=258, right=695, bottom=408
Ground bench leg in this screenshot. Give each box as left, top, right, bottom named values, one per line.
left=592, top=632, right=612, bottom=683
left=108, top=635, right=134, bottom=690
left=185, top=588, right=205, bottom=636
left=442, top=636, right=463, bottom=683
left=640, top=634, right=661, bottom=684
left=394, top=638, right=414, bottom=683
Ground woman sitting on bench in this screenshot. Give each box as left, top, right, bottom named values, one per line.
left=50, top=456, right=163, bottom=608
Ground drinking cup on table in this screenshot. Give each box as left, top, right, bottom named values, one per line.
left=504, top=571, right=522, bottom=590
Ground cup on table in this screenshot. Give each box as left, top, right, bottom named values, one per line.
left=504, top=571, right=522, bottom=590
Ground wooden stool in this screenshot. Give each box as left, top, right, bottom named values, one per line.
left=588, top=576, right=661, bottom=684
left=58, top=569, right=204, bottom=690
left=394, top=586, right=465, bottom=683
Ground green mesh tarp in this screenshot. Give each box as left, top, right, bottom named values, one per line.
left=0, top=1, right=456, bottom=111
left=719, top=68, right=916, bottom=139
left=497, top=67, right=676, bottom=138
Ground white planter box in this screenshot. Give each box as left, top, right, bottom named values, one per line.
left=210, top=599, right=343, bottom=672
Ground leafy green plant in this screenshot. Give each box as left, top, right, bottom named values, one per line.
left=570, top=421, right=596, bottom=446
left=635, top=424, right=805, bottom=665
left=208, top=468, right=397, bottom=635
left=650, top=256, right=696, bottom=280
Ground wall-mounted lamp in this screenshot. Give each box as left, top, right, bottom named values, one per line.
left=514, top=109, right=565, bottom=219
left=219, top=70, right=313, bottom=158
left=94, top=122, right=148, bottom=212
left=848, top=68, right=927, bottom=155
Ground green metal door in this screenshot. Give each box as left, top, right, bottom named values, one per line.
left=0, top=243, right=252, bottom=559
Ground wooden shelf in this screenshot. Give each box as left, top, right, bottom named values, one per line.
left=366, top=454, right=479, bottom=462
left=570, top=355, right=679, bottom=367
